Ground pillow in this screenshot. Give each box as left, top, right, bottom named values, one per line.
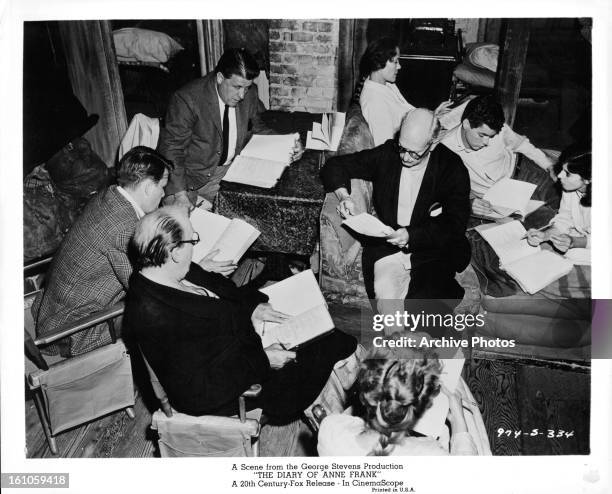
left=453, top=62, right=495, bottom=89
left=466, top=42, right=499, bottom=73
left=113, top=28, right=183, bottom=63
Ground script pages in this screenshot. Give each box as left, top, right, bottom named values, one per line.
left=342, top=213, right=394, bottom=237
left=258, top=270, right=335, bottom=349
left=222, top=133, right=299, bottom=188
left=306, top=112, right=346, bottom=151
left=189, top=208, right=260, bottom=264
left=413, top=357, right=465, bottom=438
left=477, top=220, right=573, bottom=294
left=481, top=177, right=543, bottom=219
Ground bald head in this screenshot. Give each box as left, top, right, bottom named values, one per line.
left=400, top=109, right=435, bottom=147
left=398, top=109, right=438, bottom=166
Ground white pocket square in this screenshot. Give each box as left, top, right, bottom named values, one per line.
left=430, top=207, right=443, bottom=217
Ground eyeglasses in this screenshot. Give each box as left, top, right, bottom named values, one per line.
left=399, top=141, right=433, bottom=161
left=174, top=231, right=200, bottom=247
left=398, top=119, right=444, bottom=161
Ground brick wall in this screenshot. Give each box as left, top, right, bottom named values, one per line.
left=268, top=19, right=339, bottom=112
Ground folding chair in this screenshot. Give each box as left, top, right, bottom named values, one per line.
left=140, top=350, right=263, bottom=457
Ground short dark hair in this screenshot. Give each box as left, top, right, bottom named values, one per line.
left=559, top=146, right=592, bottom=207
left=359, top=37, right=399, bottom=76
left=131, top=207, right=185, bottom=271
left=214, top=48, right=259, bottom=80
left=461, top=95, right=505, bottom=132
left=117, top=146, right=173, bottom=189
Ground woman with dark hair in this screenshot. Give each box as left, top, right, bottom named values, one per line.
left=527, top=149, right=591, bottom=255
left=125, top=206, right=358, bottom=423
left=317, top=350, right=477, bottom=456
left=355, top=38, right=415, bottom=146
left=355, top=38, right=452, bottom=147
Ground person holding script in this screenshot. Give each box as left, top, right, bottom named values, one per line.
left=321, top=109, right=471, bottom=326
left=125, top=206, right=359, bottom=422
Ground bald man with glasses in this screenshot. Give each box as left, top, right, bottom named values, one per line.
left=321, top=109, right=471, bottom=322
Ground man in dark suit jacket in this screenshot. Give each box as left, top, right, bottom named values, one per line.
left=158, top=48, right=301, bottom=210
left=125, top=206, right=357, bottom=420
left=32, top=147, right=172, bottom=356
left=321, top=109, right=471, bottom=323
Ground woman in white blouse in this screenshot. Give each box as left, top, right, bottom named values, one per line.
left=357, top=38, right=452, bottom=146
left=527, top=149, right=591, bottom=253
left=356, top=38, right=415, bottom=146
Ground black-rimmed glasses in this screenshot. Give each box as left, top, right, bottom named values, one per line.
left=174, top=231, right=200, bottom=247
left=398, top=142, right=433, bottom=161
left=398, top=119, right=444, bottom=161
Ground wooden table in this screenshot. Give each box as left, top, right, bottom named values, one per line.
left=215, top=111, right=326, bottom=257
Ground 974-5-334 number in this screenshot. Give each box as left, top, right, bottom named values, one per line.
left=497, top=428, right=575, bottom=439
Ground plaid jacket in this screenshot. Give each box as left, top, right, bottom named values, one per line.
left=32, top=186, right=138, bottom=357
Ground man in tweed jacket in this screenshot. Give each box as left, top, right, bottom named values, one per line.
left=32, top=147, right=172, bottom=357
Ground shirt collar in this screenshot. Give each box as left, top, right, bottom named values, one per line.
left=215, top=82, right=226, bottom=110
left=453, top=125, right=470, bottom=153
left=117, top=186, right=145, bottom=219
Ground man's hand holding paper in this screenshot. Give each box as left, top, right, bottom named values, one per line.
left=471, top=197, right=495, bottom=217
left=337, top=197, right=356, bottom=218
left=386, top=227, right=409, bottom=248
left=289, top=136, right=304, bottom=163
left=342, top=213, right=394, bottom=237
left=251, top=302, right=291, bottom=328
left=198, top=249, right=237, bottom=276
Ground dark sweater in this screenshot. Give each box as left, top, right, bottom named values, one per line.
left=125, top=263, right=356, bottom=420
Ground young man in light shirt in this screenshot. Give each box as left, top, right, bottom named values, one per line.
left=440, top=94, right=558, bottom=217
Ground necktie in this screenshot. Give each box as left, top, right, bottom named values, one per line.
left=219, top=104, right=229, bottom=166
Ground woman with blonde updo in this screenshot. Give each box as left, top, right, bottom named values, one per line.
left=317, top=350, right=477, bottom=456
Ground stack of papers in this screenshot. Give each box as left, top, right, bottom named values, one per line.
left=481, top=178, right=542, bottom=219
left=222, top=133, right=299, bottom=188
left=190, top=208, right=260, bottom=264
left=258, top=270, right=335, bottom=349
left=306, top=112, right=346, bottom=151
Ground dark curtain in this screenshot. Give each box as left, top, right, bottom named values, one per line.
left=337, top=19, right=368, bottom=112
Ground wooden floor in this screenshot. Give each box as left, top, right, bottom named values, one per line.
left=26, top=302, right=590, bottom=458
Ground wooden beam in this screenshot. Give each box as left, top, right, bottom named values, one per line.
left=337, top=19, right=355, bottom=112
left=495, top=19, right=531, bottom=127
left=337, top=19, right=369, bottom=111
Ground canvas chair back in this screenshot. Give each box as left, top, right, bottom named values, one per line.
left=24, top=291, right=134, bottom=453
left=140, top=348, right=261, bottom=457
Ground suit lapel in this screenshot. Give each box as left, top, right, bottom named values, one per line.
left=410, top=152, right=437, bottom=226
left=389, top=155, right=402, bottom=226
left=204, top=76, right=223, bottom=137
